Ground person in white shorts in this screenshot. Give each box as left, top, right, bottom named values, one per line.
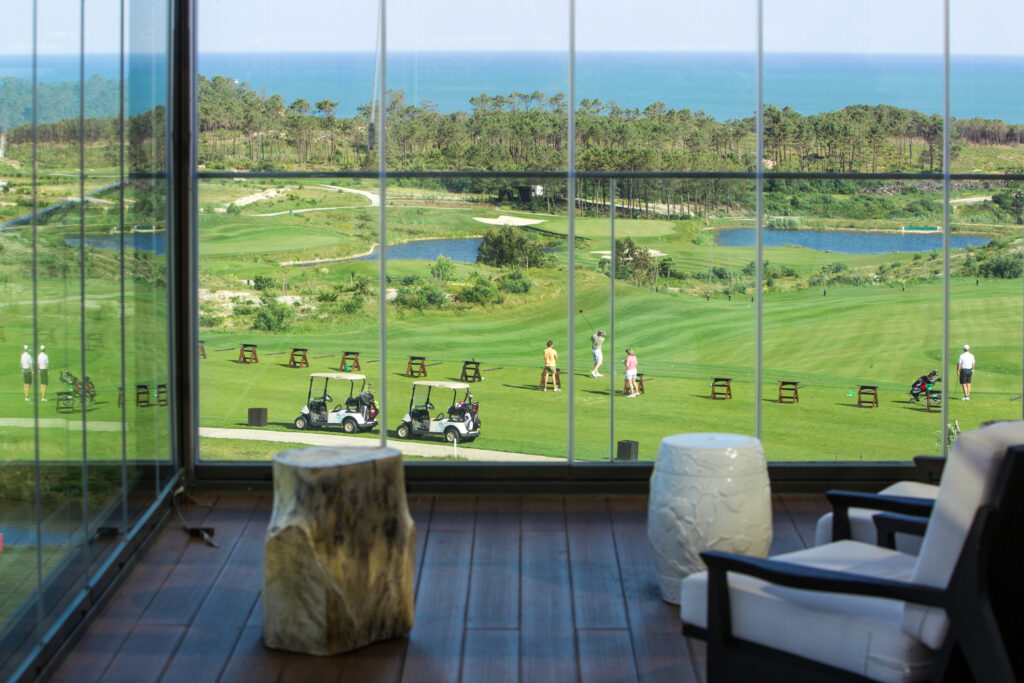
left=957, top=344, right=975, bottom=400
left=590, top=330, right=605, bottom=378
left=37, top=345, right=49, bottom=402
left=20, top=345, right=33, bottom=401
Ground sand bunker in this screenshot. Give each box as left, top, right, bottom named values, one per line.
left=473, top=215, right=547, bottom=227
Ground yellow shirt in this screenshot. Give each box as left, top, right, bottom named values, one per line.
left=544, top=347, right=557, bottom=367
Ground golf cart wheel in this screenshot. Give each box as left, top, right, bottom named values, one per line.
left=396, top=422, right=411, bottom=439
left=342, top=418, right=357, bottom=434
left=444, top=427, right=459, bottom=443
left=294, top=415, right=308, bottom=430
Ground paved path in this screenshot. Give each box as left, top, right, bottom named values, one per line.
left=949, top=196, right=992, bottom=205
left=316, top=185, right=380, bottom=206
left=199, top=427, right=562, bottom=462
left=0, top=418, right=123, bottom=431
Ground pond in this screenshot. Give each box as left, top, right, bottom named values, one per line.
left=65, top=233, right=167, bottom=255
left=355, top=238, right=483, bottom=263
left=714, top=228, right=989, bottom=254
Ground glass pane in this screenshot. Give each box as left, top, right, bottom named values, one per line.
left=761, top=0, right=945, bottom=461
left=950, top=0, right=1024, bottom=431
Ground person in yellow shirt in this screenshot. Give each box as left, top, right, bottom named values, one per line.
left=542, top=340, right=560, bottom=392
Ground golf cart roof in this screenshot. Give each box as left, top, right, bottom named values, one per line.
left=412, top=380, right=470, bottom=390
left=310, top=372, right=366, bottom=381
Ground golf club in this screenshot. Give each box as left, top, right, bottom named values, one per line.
left=577, top=308, right=596, bottom=332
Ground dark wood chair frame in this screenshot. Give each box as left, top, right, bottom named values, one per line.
left=711, top=377, right=732, bottom=400
left=856, top=385, right=878, bottom=408
left=684, top=445, right=1024, bottom=683
left=778, top=381, right=799, bottom=403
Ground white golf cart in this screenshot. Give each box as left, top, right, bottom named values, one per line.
left=395, top=380, right=480, bottom=443
left=293, top=372, right=378, bottom=433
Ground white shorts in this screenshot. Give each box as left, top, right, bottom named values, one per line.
left=625, top=369, right=637, bottom=380
left=592, top=349, right=603, bottom=365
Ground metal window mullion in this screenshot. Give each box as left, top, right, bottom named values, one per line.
left=567, top=0, right=576, bottom=465
left=609, top=179, right=615, bottom=460
left=119, top=0, right=129, bottom=534
left=378, top=0, right=388, bottom=447
left=31, top=0, right=45, bottom=637
left=755, top=0, right=764, bottom=440
left=941, top=0, right=951, bottom=455
left=79, top=0, right=92, bottom=577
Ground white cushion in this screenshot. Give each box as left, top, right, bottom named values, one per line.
left=903, top=420, right=1024, bottom=649
left=814, top=480, right=939, bottom=553
left=680, top=541, right=934, bottom=682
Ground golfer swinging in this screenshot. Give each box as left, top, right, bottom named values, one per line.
left=590, top=330, right=605, bottom=378
left=957, top=344, right=975, bottom=401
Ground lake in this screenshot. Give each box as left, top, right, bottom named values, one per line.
left=714, top=228, right=989, bottom=254
left=356, top=238, right=483, bottom=263
left=65, top=233, right=167, bottom=255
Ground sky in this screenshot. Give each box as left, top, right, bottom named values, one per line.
left=1, top=0, right=1022, bottom=56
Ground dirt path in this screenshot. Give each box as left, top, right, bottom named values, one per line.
left=316, top=185, right=380, bottom=206
left=199, top=427, right=562, bottom=462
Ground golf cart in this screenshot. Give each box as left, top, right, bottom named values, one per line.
left=293, top=372, right=378, bottom=433
left=396, top=380, right=480, bottom=443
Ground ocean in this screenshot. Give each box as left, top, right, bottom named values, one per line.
left=3, top=51, right=1023, bottom=123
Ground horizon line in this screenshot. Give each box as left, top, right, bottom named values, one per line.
left=4, top=49, right=1024, bottom=58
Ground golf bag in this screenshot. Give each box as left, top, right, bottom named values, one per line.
left=346, top=391, right=378, bottom=421
left=909, top=370, right=941, bottom=404
left=60, top=370, right=96, bottom=404
left=449, top=394, right=481, bottom=430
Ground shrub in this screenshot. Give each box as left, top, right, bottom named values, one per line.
left=977, top=254, right=1022, bottom=279
left=226, top=202, right=241, bottom=215
left=430, top=255, right=456, bottom=282
left=477, top=226, right=545, bottom=268
left=315, top=289, right=338, bottom=303
left=458, top=274, right=503, bottom=305
left=394, top=283, right=447, bottom=310
left=253, top=274, right=276, bottom=292
left=339, top=296, right=363, bottom=315
left=495, top=269, right=532, bottom=294
left=252, top=297, right=293, bottom=331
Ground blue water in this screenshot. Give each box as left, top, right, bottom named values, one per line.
left=4, top=52, right=1023, bottom=123
left=356, top=238, right=483, bottom=263
left=715, top=228, right=989, bottom=254
left=65, top=233, right=167, bottom=256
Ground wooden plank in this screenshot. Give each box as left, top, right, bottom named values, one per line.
left=577, top=629, right=639, bottom=683
left=400, top=530, right=472, bottom=683
left=608, top=496, right=697, bottom=683
left=779, top=494, right=830, bottom=549
left=100, top=624, right=186, bottom=683
left=520, top=528, right=577, bottom=683
left=466, top=495, right=520, bottom=629
left=141, top=493, right=257, bottom=626
left=160, top=505, right=266, bottom=682
left=566, top=497, right=628, bottom=629
left=407, top=494, right=433, bottom=595
left=427, top=494, right=476, bottom=532
left=769, top=494, right=808, bottom=555
left=218, top=623, right=286, bottom=683
left=334, top=637, right=406, bottom=683
left=50, top=501, right=216, bottom=683
left=462, top=629, right=518, bottom=683
left=521, top=495, right=565, bottom=531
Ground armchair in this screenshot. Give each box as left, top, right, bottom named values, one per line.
left=680, top=421, right=1024, bottom=682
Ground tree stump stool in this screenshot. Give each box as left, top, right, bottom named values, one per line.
left=711, top=377, right=732, bottom=400
left=406, top=356, right=427, bottom=377
left=540, top=367, right=562, bottom=390
left=623, top=373, right=646, bottom=395
left=857, top=385, right=878, bottom=408
left=263, top=447, right=416, bottom=655
left=238, top=343, right=259, bottom=364
left=460, top=360, right=482, bottom=382
left=199, top=340, right=207, bottom=359
left=135, top=384, right=151, bottom=408
left=288, top=348, right=309, bottom=368
left=778, top=381, right=799, bottom=403
left=340, top=351, right=361, bottom=371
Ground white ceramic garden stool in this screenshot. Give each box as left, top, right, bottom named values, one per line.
left=647, top=433, right=772, bottom=604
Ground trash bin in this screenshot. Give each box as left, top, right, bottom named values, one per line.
left=248, top=407, right=268, bottom=426
left=616, top=439, right=639, bottom=461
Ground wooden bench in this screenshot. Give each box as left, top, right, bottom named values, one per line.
left=711, top=377, right=732, bottom=400
left=857, top=385, right=878, bottom=408
left=288, top=348, right=309, bottom=368
left=340, top=350, right=361, bottom=371
left=56, top=391, right=76, bottom=414
left=778, top=381, right=799, bottom=403
left=623, top=373, right=646, bottom=395
left=540, top=367, right=562, bottom=390
left=460, top=360, right=482, bottom=382
left=199, top=340, right=207, bottom=359
left=407, top=356, right=427, bottom=377
left=136, top=384, right=151, bottom=408
left=238, top=343, right=259, bottom=364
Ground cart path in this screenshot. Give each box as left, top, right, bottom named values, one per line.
left=199, top=427, right=563, bottom=462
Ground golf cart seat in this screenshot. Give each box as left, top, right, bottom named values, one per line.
left=410, top=406, right=431, bottom=422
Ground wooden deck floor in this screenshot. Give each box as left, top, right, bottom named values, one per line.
left=53, top=492, right=829, bottom=683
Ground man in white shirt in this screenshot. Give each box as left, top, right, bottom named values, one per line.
left=20, top=345, right=32, bottom=401
left=37, top=345, right=49, bottom=402
left=957, top=344, right=976, bottom=401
